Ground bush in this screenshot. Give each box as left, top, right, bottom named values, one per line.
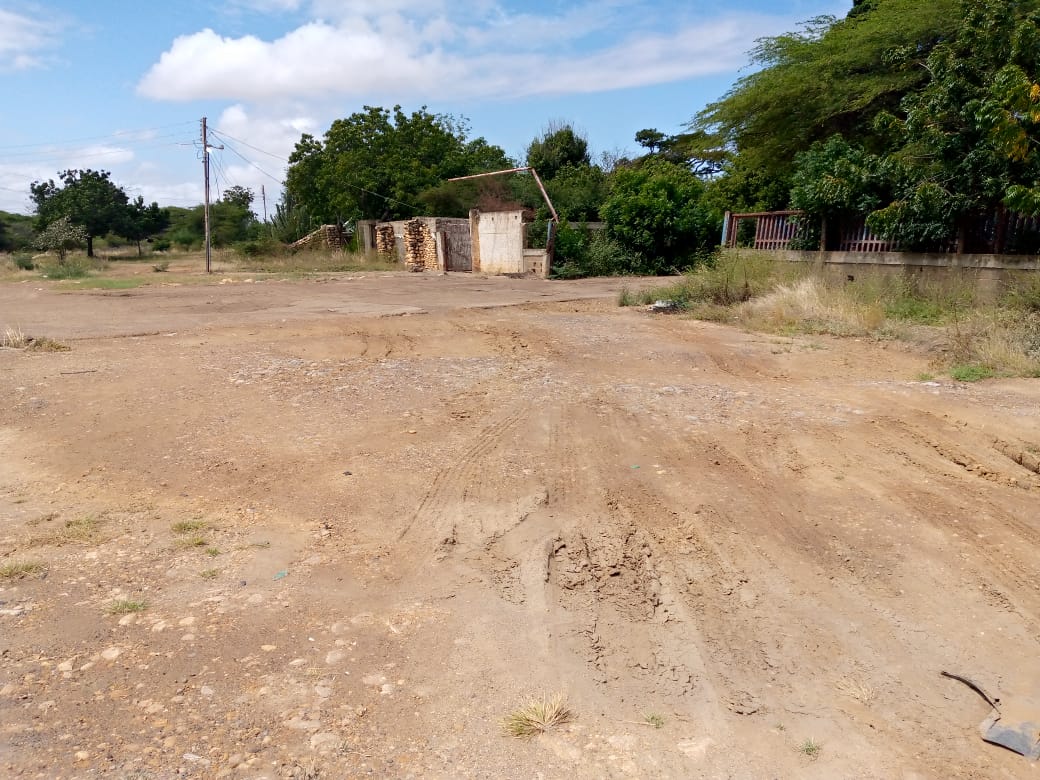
left=13, top=253, right=34, bottom=270
left=234, top=236, right=285, bottom=257
left=40, top=255, right=92, bottom=279
left=152, top=237, right=172, bottom=252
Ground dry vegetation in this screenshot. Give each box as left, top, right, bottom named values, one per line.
left=623, top=250, right=1040, bottom=379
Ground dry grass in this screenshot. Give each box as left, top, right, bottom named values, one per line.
left=0, top=560, right=45, bottom=579
left=502, top=693, right=574, bottom=738
left=2, top=327, right=69, bottom=352
left=29, top=516, right=103, bottom=547
left=835, top=676, right=877, bottom=705
left=634, top=251, right=1040, bottom=378
left=233, top=249, right=399, bottom=274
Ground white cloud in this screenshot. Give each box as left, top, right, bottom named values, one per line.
left=0, top=8, right=57, bottom=71
left=138, top=5, right=798, bottom=103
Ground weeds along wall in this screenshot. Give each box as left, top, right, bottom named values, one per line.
left=765, top=250, right=1040, bottom=303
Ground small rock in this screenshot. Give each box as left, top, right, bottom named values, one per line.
left=200, top=686, right=215, bottom=697
left=57, top=661, right=74, bottom=672
left=178, top=617, right=196, bottom=627
left=75, top=750, right=90, bottom=761
left=260, top=644, right=277, bottom=652
left=325, top=650, right=346, bottom=665
left=101, top=647, right=122, bottom=661
left=310, top=732, right=341, bottom=753
left=362, top=674, right=387, bottom=687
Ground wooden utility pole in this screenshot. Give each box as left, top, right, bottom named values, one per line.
left=202, top=117, right=212, bottom=274
left=261, top=184, right=268, bottom=222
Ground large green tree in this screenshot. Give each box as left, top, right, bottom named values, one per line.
left=689, top=0, right=959, bottom=210
left=283, top=106, right=511, bottom=223
left=785, top=0, right=1040, bottom=250
left=30, top=169, right=129, bottom=257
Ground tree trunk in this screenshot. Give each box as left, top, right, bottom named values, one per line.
left=86, top=235, right=94, bottom=258
left=137, top=240, right=143, bottom=257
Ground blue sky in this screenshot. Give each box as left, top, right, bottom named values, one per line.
left=0, top=0, right=848, bottom=215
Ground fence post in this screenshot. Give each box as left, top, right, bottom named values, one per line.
left=721, top=211, right=731, bottom=247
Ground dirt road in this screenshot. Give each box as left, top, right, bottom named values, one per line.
left=1, top=272, right=1038, bottom=779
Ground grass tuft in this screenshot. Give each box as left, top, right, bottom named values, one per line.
left=108, top=599, right=148, bottom=615
left=175, top=534, right=208, bottom=549
left=171, top=520, right=207, bottom=534
left=30, top=516, right=102, bottom=547
left=799, top=738, right=822, bottom=759
left=0, top=560, right=45, bottom=579
left=199, top=568, right=220, bottom=579
left=502, top=693, right=574, bottom=738
left=644, top=713, right=665, bottom=729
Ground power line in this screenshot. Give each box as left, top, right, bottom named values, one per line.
left=0, top=132, right=192, bottom=161
left=210, top=129, right=289, bottom=161
left=0, top=121, right=197, bottom=152
left=214, top=137, right=285, bottom=185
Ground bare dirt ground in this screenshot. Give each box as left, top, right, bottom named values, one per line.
left=1, top=270, right=1039, bottom=779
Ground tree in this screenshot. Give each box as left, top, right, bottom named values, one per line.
left=33, top=215, right=87, bottom=263
left=30, top=169, right=129, bottom=257
left=283, top=106, right=511, bottom=223
left=122, top=197, right=171, bottom=256
left=689, top=0, right=960, bottom=208
left=221, top=185, right=254, bottom=213
left=525, top=122, right=591, bottom=180
left=783, top=0, right=1040, bottom=250
left=600, top=159, right=721, bottom=272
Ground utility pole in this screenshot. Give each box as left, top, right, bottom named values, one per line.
left=261, top=184, right=268, bottom=222
left=202, top=117, right=212, bottom=274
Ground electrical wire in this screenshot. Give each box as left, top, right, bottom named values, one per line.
left=213, top=137, right=285, bottom=185
left=0, top=121, right=197, bottom=152
left=210, top=129, right=288, bottom=161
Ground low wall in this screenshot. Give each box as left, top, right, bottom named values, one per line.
left=766, top=250, right=1039, bottom=302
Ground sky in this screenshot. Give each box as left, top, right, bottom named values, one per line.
left=0, top=0, right=849, bottom=216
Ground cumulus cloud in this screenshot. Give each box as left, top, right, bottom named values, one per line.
left=0, top=8, right=58, bottom=70
left=138, top=3, right=798, bottom=103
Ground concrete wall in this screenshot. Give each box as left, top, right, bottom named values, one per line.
left=471, top=210, right=526, bottom=275
left=765, top=249, right=1040, bottom=302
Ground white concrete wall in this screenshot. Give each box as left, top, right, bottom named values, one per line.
left=475, top=211, right=525, bottom=275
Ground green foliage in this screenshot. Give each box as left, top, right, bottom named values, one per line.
left=0, top=210, right=35, bottom=252
left=122, top=196, right=171, bottom=256
left=283, top=105, right=511, bottom=224
left=30, top=169, right=130, bottom=257
left=13, top=253, right=34, bottom=270
left=600, top=158, right=721, bottom=272
left=33, top=215, right=88, bottom=263
left=636, top=250, right=775, bottom=308
left=692, top=0, right=959, bottom=208
left=950, top=364, right=996, bottom=381
left=551, top=231, right=637, bottom=279
left=525, top=122, right=591, bottom=180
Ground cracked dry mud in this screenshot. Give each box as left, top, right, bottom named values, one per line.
left=1, top=272, right=1039, bottom=779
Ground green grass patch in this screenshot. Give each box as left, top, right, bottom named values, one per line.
left=199, top=568, right=220, bottom=579
left=0, top=560, right=45, bottom=579
left=171, top=520, right=207, bottom=534
left=950, top=364, right=995, bottom=382
left=205, top=547, right=221, bottom=557
left=108, top=599, right=148, bottom=615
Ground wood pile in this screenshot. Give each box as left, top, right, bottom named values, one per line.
left=403, top=219, right=438, bottom=272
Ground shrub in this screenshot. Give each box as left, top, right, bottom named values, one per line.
left=41, top=255, right=92, bottom=279
left=13, top=253, right=34, bottom=270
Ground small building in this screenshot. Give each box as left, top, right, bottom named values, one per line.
left=357, top=209, right=550, bottom=277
